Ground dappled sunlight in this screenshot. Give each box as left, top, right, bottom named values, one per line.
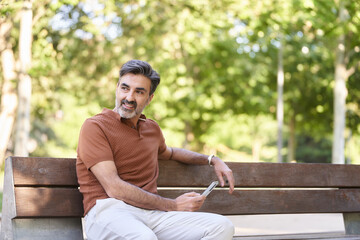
left=0, top=0, right=360, bottom=166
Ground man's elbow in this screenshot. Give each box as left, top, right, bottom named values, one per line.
left=106, top=189, right=117, bottom=199
left=102, top=180, right=127, bottom=200
left=102, top=181, right=120, bottom=199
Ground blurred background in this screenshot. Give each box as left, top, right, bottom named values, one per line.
left=0, top=1, right=359, bottom=233
left=0, top=0, right=359, bottom=171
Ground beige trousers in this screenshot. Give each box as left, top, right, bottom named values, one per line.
left=84, top=198, right=234, bottom=240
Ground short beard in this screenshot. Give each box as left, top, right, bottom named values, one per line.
left=115, top=99, right=146, bottom=119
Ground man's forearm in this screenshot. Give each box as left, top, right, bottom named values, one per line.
left=171, top=147, right=210, bottom=165
left=108, top=177, right=204, bottom=212
left=108, top=177, right=177, bottom=211
left=169, top=147, right=235, bottom=193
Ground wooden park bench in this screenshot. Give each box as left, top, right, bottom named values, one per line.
left=1, top=156, right=360, bottom=239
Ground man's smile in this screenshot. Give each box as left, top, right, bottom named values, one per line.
left=121, top=100, right=137, bottom=111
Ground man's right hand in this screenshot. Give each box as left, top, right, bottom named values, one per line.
left=175, top=192, right=205, bottom=212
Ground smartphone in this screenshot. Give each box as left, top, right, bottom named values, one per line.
left=202, top=181, right=219, bottom=196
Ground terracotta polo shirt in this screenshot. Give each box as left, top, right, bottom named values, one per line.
left=76, top=108, right=167, bottom=215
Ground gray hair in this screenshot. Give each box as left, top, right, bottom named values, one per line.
left=119, top=60, right=160, bottom=95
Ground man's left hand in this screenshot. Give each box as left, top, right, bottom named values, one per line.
left=212, top=157, right=235, bottom=194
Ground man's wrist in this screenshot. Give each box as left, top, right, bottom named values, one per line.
left=169, top=198, right=178, bottom=211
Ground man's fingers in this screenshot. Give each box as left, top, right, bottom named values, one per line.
left=216, top=170, right=235, bottom=193
left=184, top=192, right=200, bottom=197
left=216, top=172, right=225, bottom=187
left=226, top=172, right=235, bottom=194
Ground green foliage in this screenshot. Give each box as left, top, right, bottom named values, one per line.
left=202, top=114, right=278, bottom=162
left=295, top=135, right=332, bottom=163
left=30, top=93, right=102, bottom=158
left=1, top=0, right=359, bottom=162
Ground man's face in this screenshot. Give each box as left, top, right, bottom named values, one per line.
left=115, top=73, right=154, bottom=119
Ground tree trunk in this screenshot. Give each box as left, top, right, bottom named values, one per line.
left=14, top=0, right=33, bottom=156
left=346, top=130, right=352, bottom=164
left=0, top=19, right=18, bottom=165
left=332, top=0, right=347, bottom=164
left=287, top=113, right=296, bottom=163
left=276, top=34, right=284, bottom=163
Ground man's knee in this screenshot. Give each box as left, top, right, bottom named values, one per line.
left=209, top=215, right=234, bottom=239
left=221, top=216, right=235, bottom=237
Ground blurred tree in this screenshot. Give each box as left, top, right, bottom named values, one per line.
left=0, top=0, right=19, bottom=165
left=0, top=0, right=78, bottom=163
left=1, top=0, right=359, bottom=164
left=305, top=0, right=360, bottom=163
left=46, top=0, right=258, bottom=152
left=331, top=0, right=360, bottom=163
left=42, top=0, right=359, bottom=162
left=14, top=0, right=33, bottom=156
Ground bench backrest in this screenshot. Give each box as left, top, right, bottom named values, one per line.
left=4, top=156, right=360, bottom=217
left=158, top=161, right=360, bottom=215
left=1, top=157, right=84, bottom=240
left=2, top=156, right=360, bottom=239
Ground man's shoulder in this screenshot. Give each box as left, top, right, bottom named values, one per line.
left=143, top=118, right=161, bottom=129
left=80, top=110, right=114, bottom=131
left=87, top=108, right=116, bottom=123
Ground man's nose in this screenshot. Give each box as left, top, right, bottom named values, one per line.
left=126, top=90, right=135, bottom=101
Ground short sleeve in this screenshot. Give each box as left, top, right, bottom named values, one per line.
left=157, top=126, right=167, bottom=156
left=77, top=119, right=114, bottom=169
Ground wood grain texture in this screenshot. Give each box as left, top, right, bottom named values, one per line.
left=158, top=160, right=360, bottom=188
left=9, top=157, right=360, bottom=218
left=11, top=157, right=79, bottom=187
left=10, top=157, right=360, bottom=188
left=159, top=189, right=360, bottom=215
left=14, top=187, right=84, bottom=217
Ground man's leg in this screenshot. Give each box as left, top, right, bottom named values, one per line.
left=149, top=211, right=234, bottom=240
left=85, top=198, right=157, bottom=240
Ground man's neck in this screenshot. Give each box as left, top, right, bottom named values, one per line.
left=129, top=115, right=140, bottom=127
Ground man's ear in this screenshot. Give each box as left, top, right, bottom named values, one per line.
left=147, top=94, right=154, bottom=105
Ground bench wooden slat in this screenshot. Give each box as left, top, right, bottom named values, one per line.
left=12, top=157, right=79, bottom=187
left=158, top=160, right=360, bottom=188
left=158, top=189, right=360, bottom=215
left=15, top=187, right=360, bottom=217
left=14, top=187, right=84, bottom=217
left=12, top=157, right=360, bottom=188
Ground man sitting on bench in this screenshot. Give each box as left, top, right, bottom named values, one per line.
left=76, top=59, right=235, bottom=240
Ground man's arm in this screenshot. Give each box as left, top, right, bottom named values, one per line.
left=159, top=147, right=235, bottom=194
left=90, top=160, right=205, bottom=211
